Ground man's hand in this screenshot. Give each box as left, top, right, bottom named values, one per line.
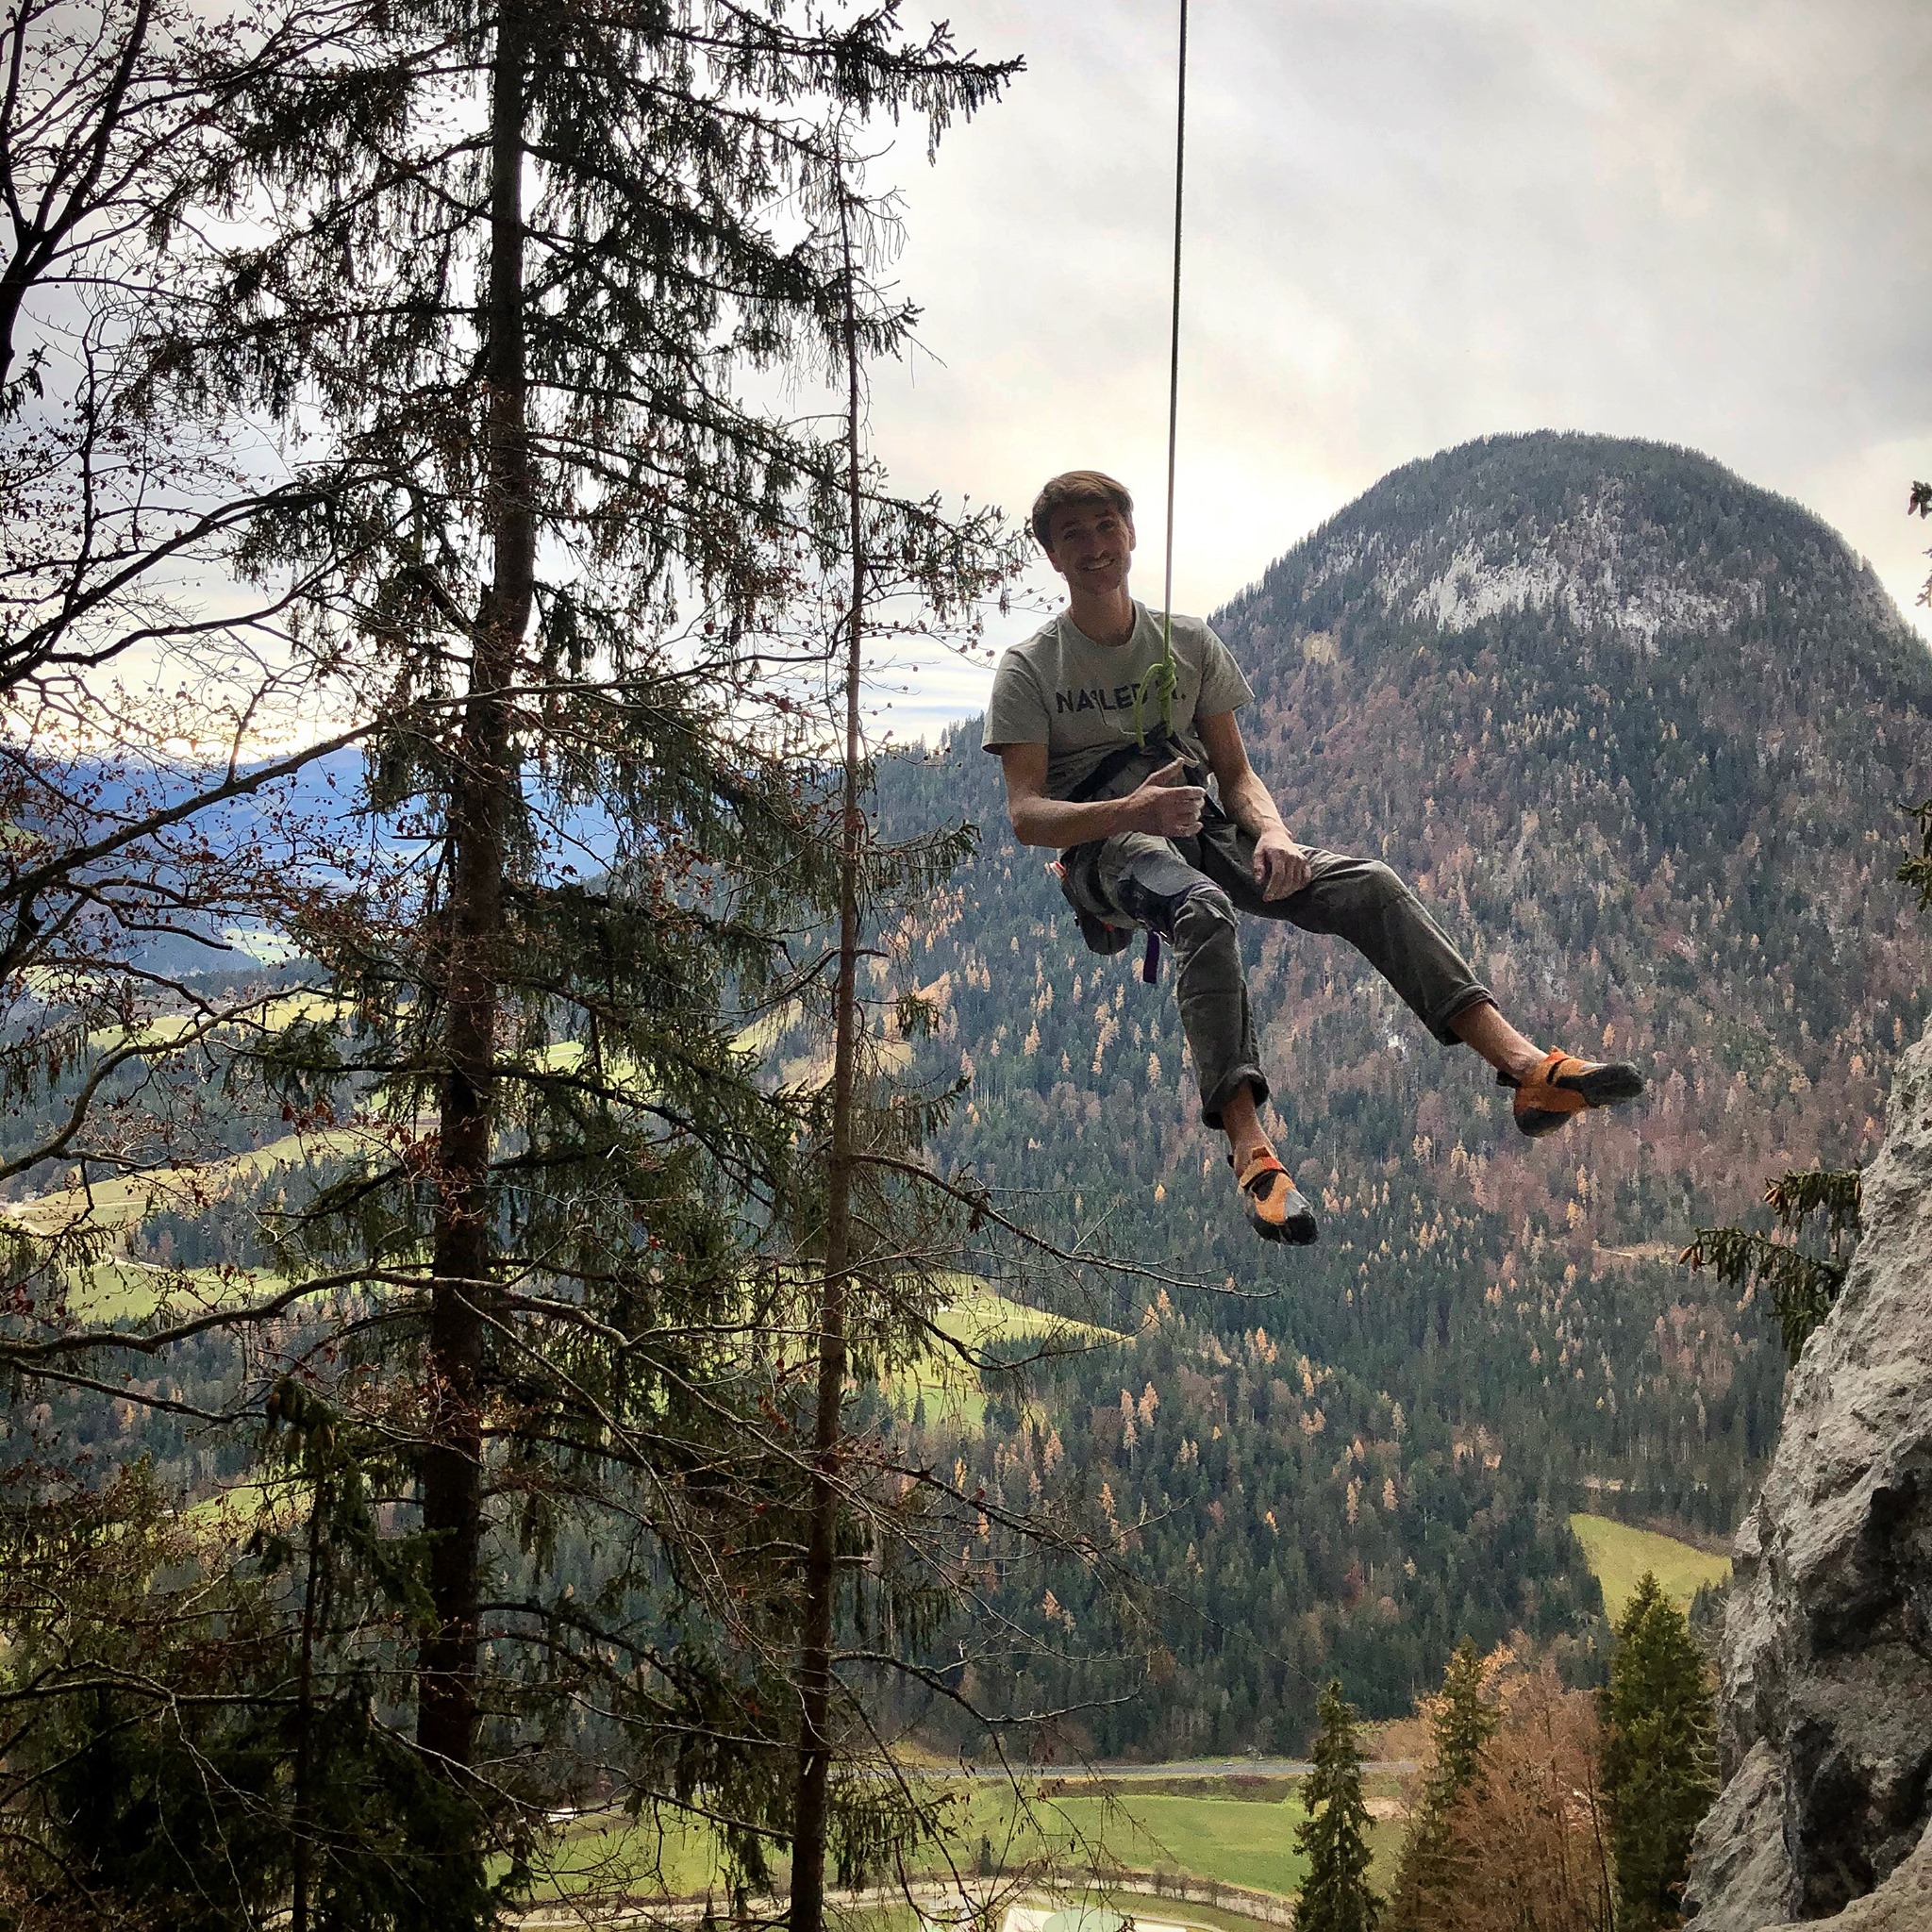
left=1128, top=758, right=1206, bottom=839
left=1252, top=824, right=1310, bottom=899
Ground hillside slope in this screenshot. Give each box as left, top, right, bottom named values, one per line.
left=859, top=432, right=1932, bottom=1749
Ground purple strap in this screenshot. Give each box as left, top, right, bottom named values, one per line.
left=1142, top=931, right=1161, bottom=985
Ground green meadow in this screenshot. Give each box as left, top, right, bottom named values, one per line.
left=7, top=1127, right=369, bottom=1240
left=888, top=1282, right=1124, bottom=1424
left=516, top=1774, right=1412, bottom=1914
left=1568, top=1511, right=1730, bottom=1621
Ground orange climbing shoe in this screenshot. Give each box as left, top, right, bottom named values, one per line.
left=1233, top=1148, right=1319, bottom=1245
left=1500, top=1050, right=1646, bottom=1138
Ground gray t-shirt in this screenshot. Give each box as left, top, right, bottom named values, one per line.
left=981, top=603, right=1254, bottom=799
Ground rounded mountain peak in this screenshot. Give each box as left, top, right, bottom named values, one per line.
left=1209, top=428, right=1932, bottom=1134
left=1236, top=430, right=1914, bottom=659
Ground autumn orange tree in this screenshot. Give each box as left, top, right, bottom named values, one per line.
left=1429, top=1663, right=1613, bottom=1932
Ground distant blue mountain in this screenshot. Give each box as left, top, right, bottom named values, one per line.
left=12, top=739, right=626, bottom=977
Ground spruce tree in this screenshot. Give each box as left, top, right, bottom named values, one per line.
left=1681, top=1166, right=1861, bottom=1364
left=1387, top=1638, right=1499, bottom=1929
left=149, top=0, right=1019, bottom=1910
left=1600, top=1572, right=1719, bottom=1932
left=1294, top=1678, right=1382, bottom=1932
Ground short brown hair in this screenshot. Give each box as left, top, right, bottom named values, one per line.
left=1030, top=470, right=1134, bottom=550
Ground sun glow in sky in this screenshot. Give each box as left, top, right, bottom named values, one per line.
left=860, top=0, right=1932, bottom=737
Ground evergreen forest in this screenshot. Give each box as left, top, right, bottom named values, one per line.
left=831, top=432, right=1932, bottom=1748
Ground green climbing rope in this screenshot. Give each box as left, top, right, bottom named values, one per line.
left=1133, top=0, right=1189, bottom=746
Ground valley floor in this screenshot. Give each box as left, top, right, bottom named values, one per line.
left=509, top=1507, right=1722, bottom=1923
left=511, top=1774, right=1409, bottom=1924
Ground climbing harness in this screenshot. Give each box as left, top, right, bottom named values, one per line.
left=1047, top=733, right=1189, bottom=974
left=1131, top=0, right=1190, bottom=745
left=1050, top=733, right=1225, bottom=989
left=1049, top=852, right=1165, bottom=986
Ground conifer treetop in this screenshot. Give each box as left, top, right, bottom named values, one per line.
left=1295, top=1677, right=1382, bottom=1932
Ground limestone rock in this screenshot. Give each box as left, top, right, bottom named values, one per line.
left=1683, top=1740, right=1798, bottom=1930
left=1687, top=1024, right=1932, bottom=1924
left=1763, top=1817, right=1932, bottom=1931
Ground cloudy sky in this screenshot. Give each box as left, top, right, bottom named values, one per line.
left=855, top=0, right=1932, bottom=735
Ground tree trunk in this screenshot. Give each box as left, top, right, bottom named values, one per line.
left=789, top=178, right=866, bottom=1932
left=291, top=1470, right=326, bottom=1932
left=416, top=0, right=533, bottom=1775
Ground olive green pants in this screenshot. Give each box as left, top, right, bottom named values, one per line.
left=1061, top=814, right=1491, bottom=1126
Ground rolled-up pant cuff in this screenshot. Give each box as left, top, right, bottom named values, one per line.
left=1202, top=1065, right=1269, bottom=1131
left=1429, top=983, right=1495, bottom=1046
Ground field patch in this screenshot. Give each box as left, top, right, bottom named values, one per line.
left=508, top=1762, right=1436, bottom=1919
left=886, top=1282, right=1124, bottom=1424
left=1569, top=1511, right=1729, bottom=1621
left=519, top=1781, right=1323, bottom=1909
left=6, top=1127, right=375, bottom=1239
left=978, top=1789, right=1313, bottom=1898
left=61, top=1259, right=274, bottom=1324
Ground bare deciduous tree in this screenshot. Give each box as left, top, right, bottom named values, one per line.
left=1428, top=1660, right=1614, bottom=1932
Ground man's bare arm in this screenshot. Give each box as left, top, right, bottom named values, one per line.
left=1196, top=709, right=1286, bottom=835
left=998, top=742, right=1207, bottom=848
left=1196, top=710, right=1310, bottom=899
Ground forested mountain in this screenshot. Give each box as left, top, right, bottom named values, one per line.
left=17, top=434, right=1931, bottom=1767
left=844, top=432, right=1932, bottom=1752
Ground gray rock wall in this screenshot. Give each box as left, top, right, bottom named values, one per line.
left=1686, top=1026, right=1932, bottom=1927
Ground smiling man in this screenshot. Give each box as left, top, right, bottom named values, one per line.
left=985, top=469, right=1644, bottom=1245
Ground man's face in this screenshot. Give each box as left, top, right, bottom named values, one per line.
left=1043, top=500, right=1136, bottom=598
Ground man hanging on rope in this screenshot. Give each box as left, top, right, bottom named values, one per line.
left=985, top=471, right=1645, bottom=1245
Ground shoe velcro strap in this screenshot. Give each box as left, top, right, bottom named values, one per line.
left=1237, top=1151, right=1289, bottom=1194
left=1511, top=1049, right=1596, bottom=1090
left=1544, top=1054, right=1594, bottom=1083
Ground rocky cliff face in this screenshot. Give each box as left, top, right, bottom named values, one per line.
left=1686, top=1024, right=1932, bottom=1927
